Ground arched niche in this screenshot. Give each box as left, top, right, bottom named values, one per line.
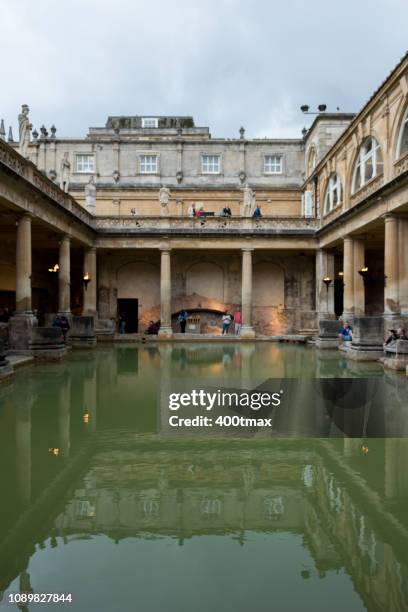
left=253, top=262, right=285, bottom=307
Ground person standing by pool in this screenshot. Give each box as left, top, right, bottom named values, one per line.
left=234, top=308, right=242, bottom=335
left=177, top=310, right=188, bottom=333
left=222, top=312, right=232, bottom=335
left=338, top=320, right=353, bottom=342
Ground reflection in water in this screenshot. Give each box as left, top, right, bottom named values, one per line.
left=0, top=344, right=408, bottom=612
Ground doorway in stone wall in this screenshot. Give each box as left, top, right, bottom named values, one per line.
left=117, top=298, right=139, bottom=333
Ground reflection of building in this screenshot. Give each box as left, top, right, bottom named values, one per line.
left=1, top=346, right=408, bottom=610
left=1, top=54, right=408, bottom=339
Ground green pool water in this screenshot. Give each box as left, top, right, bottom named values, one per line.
left=0, top=343, right=408, bottom=612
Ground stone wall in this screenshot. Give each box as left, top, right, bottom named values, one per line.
left=98, top=250, right=316, bottom=335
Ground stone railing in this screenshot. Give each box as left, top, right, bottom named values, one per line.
left=93, top=215, right=319, bottom=234
left=349, top=174, right=384, bottom=208
left=0, top=138, right=93, bottom=227
left=394, top=152, right=408, bottom=177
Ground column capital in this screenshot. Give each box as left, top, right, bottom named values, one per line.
left=59, top=233, right=71, bottom=243
left=383, top=213, right=398, bottom=223
left=241, top=247, right=254, bottom=253
left=86, top=246, right=97, bottom=253
left=159, top=247, right=171, bottom=253
left=343, top=235, right=354, bottom=242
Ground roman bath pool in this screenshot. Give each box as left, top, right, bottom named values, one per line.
left=0, top=343, right=408, bottom=612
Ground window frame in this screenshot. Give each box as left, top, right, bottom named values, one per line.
left=263, top=154, right=283, bottom=175
left=352, top=136, right=383, bottom=193
left=139, top=153, right=159, bottom=174
left=324, top=173, right=342, bottom=215
left=396, top=106, right=408, bottom=159
left=141, top=117, right=159, bottom=128
left=75, top=153, right=95, bottom=174
left=201, top=154, right=221, bottom=175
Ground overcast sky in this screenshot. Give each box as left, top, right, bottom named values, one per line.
left=1, top=0, right=407, bottom=140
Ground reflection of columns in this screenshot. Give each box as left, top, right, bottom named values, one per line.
left=84, top=368, right=97, bottom=433
left=315, top=249, right=335, bottom=318
left=15, top=214, right=32, bottom=313
left=241, top=248, right=255, bottom=338
left=83, top=247, right=97, bottom=315
left=158, top=249, right=173, bottom=338
left=353, top=239, right=365, bottom=315
left=59, top=376, right=71, bottom=457
left=399, top=218, right=408, bottom=314
left=384, top=215, right=400, bottom=317
left=58, top=235, right=71, bottom=314
left=240, top=343, right=255, bottom=382
left=159, top=345, right=172, bottom=433
left=16, top=402, right=31, bottom=504
left=343, top=236, right=354, bottom=318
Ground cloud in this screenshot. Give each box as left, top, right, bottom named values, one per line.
left=1, top=0, right=407, bottom=139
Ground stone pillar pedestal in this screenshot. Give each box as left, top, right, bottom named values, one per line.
left=158, top=249, right=173, bottom=338
left=58, top=235, right=71, bottom=315
left=241, top=248, right=255, bottom=338
left=83, top=247, right=97, bottom=316
left=384, top=215, right=400, bottom=320
left=315, top=319, right=339, bottom=349
left=346, top=316, right=384, bottom=361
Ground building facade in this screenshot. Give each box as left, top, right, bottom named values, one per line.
left=0, top=53, right=407, bottom=339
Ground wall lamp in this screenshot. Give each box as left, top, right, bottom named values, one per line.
left=358, top=266, right=369, bottom=284
left=323, top=276, right=332, bottom=291
left=48, top=263, right=59, bottom=273
left=83, top=272, right=91, bottom=290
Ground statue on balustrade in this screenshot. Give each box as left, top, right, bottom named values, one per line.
left=18, top=104, right=32, bottom=158
left=242, top=184, right=255, bottom=216
left=159, top=185, right=171, bottom=216
left=85, top=176, right=97, bottom=210
left=60, top=152, right=71, bottom=193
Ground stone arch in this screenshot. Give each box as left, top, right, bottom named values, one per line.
left=116, top=261, right=160, bottom=308
left=347, top=133, right=384, bottom=198
left=390, top=97, right=408, bottom=161
left=185, top=261, right=224, bottom=302
left=306, top=145, right=317, bottom=176
left=253, top=261, right=285, bottom=307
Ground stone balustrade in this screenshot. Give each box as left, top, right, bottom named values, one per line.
left=93, top=215, right=318, bottom=234
left=0, top=138, right=93, bottom=228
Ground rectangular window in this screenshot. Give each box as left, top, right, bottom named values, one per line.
left=140, top=154, right=158, bottom=174
left=264, top=155, right=282, bottom=174
left=76, top=154, right=95, bottom=173
left=201, top=155, right=221, bottom=174
left=141, top=117, right=159, bottom=128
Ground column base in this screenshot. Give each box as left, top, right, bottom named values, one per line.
left=8, top=313, right=38, bottom=351
left=240, top=325, right=256, bottom=339
left=158, top=326, right=173, bottom=339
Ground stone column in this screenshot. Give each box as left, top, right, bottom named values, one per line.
left=343, top=236, right=355, bottom=319
left=158, top=249, right=173, bottom=338
left=398, top=217, right=408, bottom=315
left=83, top=247, right=97, bottom=315
left=15, top=213, right=32, bottom=314
left=384, top=215, right=400, bottom=318
left=241, top=248, right=255, bottom=338
left=9, top=214, right=38, bottom=350
left=58, top=235, right=71, bottom=315
left=315, top=249, right=335, bottom=319
left=353, top=239, right=365, bottom=315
